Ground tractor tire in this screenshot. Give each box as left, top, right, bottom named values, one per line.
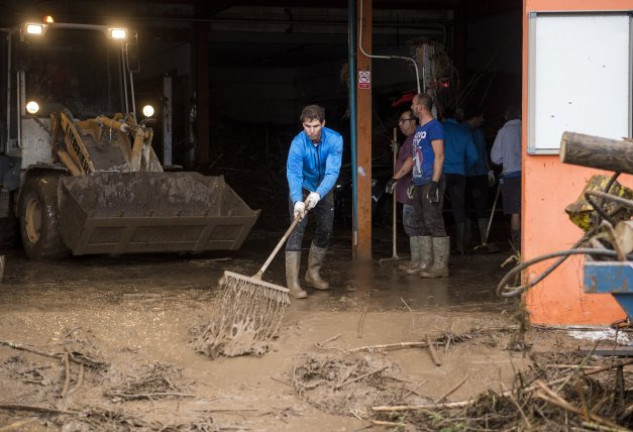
left=19, top=175, right=70, bottom=260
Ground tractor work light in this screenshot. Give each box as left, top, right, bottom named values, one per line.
left=142, top=104, right=155, bottom=118
left=25, top=101, right=40, bottom=114
left=108, top=27, right=128, bottom=40
left=25, top=23, right=46, bottom=36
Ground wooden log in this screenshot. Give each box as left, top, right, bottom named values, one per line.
left=560, top=132, right=633, bottom=174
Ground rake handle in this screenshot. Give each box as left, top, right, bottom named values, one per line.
left=484, top=183, right=501, bottom=243
left=390, top=127, right=399, bottom=259
left=253, top=207, right=305, bottom=279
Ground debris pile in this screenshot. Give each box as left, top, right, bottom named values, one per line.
left=371, top=350, right=633, bottom=431
left=105, top=362, right=192, bottom=402
left=291, top=353, right=427, bottom=417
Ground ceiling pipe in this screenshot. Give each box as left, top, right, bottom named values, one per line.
left=358, top=0, right=421, bottom=93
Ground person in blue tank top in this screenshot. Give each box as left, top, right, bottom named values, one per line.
left=285, top=104, right=343, bottom=299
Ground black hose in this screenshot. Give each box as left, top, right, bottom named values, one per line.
left=498, top=172, right=625, bottom=299
left=496, top=247, right=623, bottom=298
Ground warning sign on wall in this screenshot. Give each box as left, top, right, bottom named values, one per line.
left=358, top=70, right=371, bottom=89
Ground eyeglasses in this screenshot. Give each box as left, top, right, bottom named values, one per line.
left=398, top=118, right=415, bottom=124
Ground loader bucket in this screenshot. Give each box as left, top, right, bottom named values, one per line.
left=58, top=172, right=260, bottom=255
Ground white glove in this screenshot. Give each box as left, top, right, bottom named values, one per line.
left=293, top=201, right=306, bottom=220
left=487, top=170, right=495, bottom=187
left=305, top=192, right=320, bottom=210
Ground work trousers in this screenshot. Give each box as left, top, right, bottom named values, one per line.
left=412, top=180, right=446, bottom=237
left=445, top=173, right=466, bottom=225
left=466, top=174, right=489, bottom=220
left=402, top=203, right=422, bottom=237
left=286, top=190, right=334, bottom=251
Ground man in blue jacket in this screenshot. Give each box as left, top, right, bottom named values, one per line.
left=442, top=107, right=478, bottom=254
left=463, top=107, right=495, bottom=248
left=286, top=104, right=343, bottom=299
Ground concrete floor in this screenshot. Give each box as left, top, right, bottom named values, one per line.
left=233, top=223, right=518, bottom=315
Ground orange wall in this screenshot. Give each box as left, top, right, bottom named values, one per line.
left=522, top=0, right=633, bottom=324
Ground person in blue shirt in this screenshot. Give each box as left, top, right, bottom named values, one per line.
left=387, top=93, right=450, bottom=278
left=286, top=104, right=343, bottom=299
left=463, top=107, right=495, bottom=248
left=442, top=107, right=478, bottom=255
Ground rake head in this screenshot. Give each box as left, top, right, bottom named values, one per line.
left=192, top=271, right=290, bottom=359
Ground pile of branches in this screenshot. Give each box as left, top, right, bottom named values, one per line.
left=291, top=353, right=427, bottom=417
left=372, top=351, right=633, bottom=431
left=61, top=407, right=218, bottom=432
left=105, top=362, right=192, bottom=402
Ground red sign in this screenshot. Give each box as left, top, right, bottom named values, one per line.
left=358, top=70, right=371, bottom=89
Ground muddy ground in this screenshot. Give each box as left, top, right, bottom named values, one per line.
left=0, top=225, right=630, bottom=431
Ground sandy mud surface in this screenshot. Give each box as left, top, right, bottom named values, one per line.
left=0, top=228, right=628, bottom=431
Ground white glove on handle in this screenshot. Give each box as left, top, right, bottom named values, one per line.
left=305, top=192, right=320, bottom=210
left=487, top=170, right=495, bottom=187
left=293, top=201, right=306, bottom=220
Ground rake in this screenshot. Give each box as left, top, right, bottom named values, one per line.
left=195, top=211, right=304, bottom=358
left=379, top=127, right=402, bottom=265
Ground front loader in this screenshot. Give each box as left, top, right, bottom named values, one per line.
left=0, top=20, right=259, bottom=259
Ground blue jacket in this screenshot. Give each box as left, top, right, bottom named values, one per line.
left=465, top=127, right=488, bottom=177
left=442, top=118, right=478, bottom=176
left=287, top=126, right=343, bottom=204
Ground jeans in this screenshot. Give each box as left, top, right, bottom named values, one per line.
left=286, top=190, right=334, bottom=251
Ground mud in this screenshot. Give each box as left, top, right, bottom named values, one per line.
left=0, top=226, right=608, bottom=430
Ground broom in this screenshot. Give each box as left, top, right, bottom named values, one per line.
left=473, top=183, right=502, bottom=254
left=194, top=208, right=305, bottom=358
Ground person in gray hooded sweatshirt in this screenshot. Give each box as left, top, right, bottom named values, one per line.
left=491, top=105, right=522, bottom=249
